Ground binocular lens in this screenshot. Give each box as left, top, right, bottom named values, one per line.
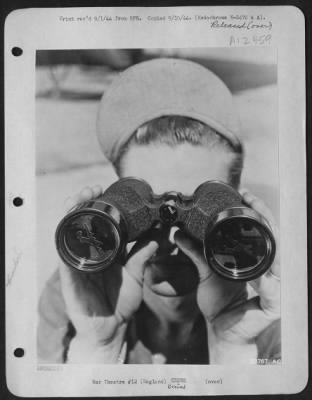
left=56, top=211, right=122, bottom=272
left=206, top=217, right=274, bottom=280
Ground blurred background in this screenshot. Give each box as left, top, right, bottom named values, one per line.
left=36, top=48, right=278, bottom=292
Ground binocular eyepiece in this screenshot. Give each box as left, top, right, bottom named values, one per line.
left=55, top=178, right=276, bottom=281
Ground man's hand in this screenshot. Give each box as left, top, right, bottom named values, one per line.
left=60, top=186, right=158, bottom=363
left=174, top=189, right=280, bottom=364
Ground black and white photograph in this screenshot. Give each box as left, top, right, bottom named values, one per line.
left=5, top=6, right=307, bottom=397
left=36, top=47, right=281, bottom=366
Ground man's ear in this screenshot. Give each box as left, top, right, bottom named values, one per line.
left=112, top=161, right=122, bottom=179
left=228, top=151, right=243, bottom=189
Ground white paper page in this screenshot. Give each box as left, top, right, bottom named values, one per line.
left=5, top=6, right=307, bottom=397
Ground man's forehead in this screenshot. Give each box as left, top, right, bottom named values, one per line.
left=121, top=143, right=232, bottom=194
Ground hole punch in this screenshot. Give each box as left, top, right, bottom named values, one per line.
left=14, top=348, right=25, bottom=358
left=12, top=47, right=23, bottom=56
left=13, top=197, right=23, bottom=207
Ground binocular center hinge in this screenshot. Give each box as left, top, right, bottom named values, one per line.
left=159, top=199, right=178, bottom=225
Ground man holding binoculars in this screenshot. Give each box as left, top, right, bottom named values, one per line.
left=38, top=58, right=281, bottom=364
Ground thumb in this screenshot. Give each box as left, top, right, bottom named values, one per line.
left=125, top=240, right=159, bottom=285
left=174, top=231, right=212, bottom=282
left=58, top=261, right=87, bottom=315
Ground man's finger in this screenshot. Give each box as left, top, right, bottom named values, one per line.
left=59, top=261, right=77, bottom=289
left=58, top=262, right=86, bottom=314
left=64, top=196, right=78, bottom=213
left=239, top=188, right=276, bottom=227
left=174, top=231, right=212, bottom=281
left=63, top=186, right=94, bottom=213
left=78, top=186, right=94, bottom=202
left=174, top=233, right=248, bottom=322
left=214, top=295, right=280, bottom=341
left=92, top=185, right=103, bottom=198
left=248, top=269, right=280, bottom=318
left=125, top=241, right=159, bottom=284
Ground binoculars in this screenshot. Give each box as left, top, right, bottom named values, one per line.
left=55, top=178, right=276, bottom=281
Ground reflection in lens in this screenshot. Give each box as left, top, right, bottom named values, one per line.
left=64, top=214, right=119, bottom=265
left=210, top=219, right=267, bottom=273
